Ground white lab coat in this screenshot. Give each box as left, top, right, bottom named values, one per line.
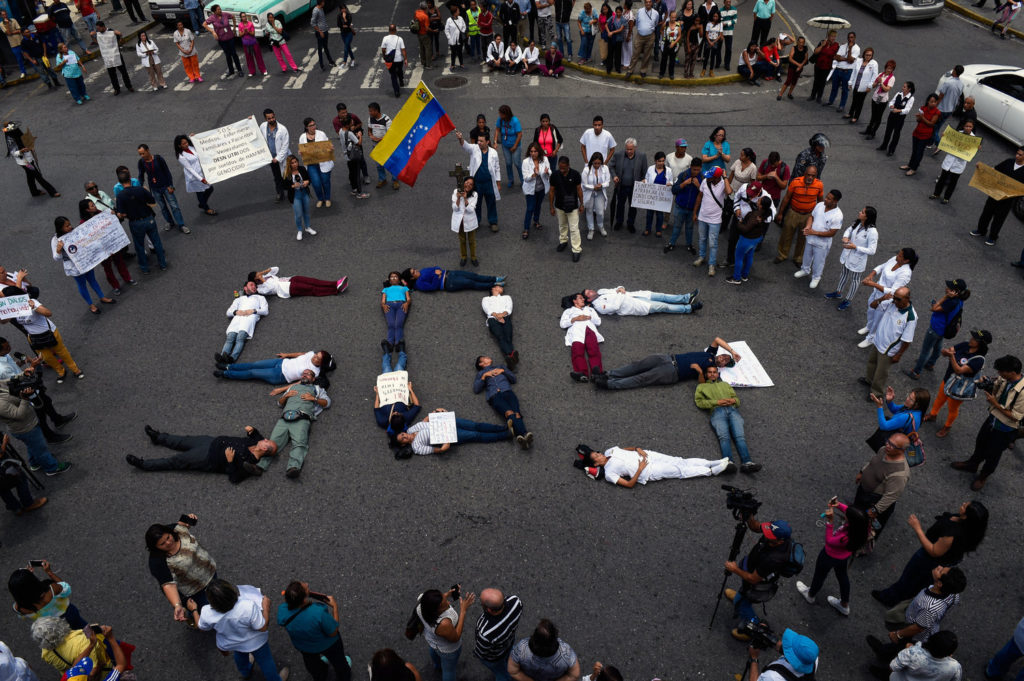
left=521, top=156, right=551, bottom=195
left=560, top=305, right=603, bottom=346
left=460, top=140, right=501, bottom=199
left=444, top=16, right=466, bottom=46
left=177, top=147, right=209, bottom=193
left=136, top=39, right=161, bottom=67
left=582, top=164, right=611, bottom=203
left=259, top=121, right=292, bottom=173
left=451, top=188, right=479, bottom=232
left=838, top=222, right=878, bottom=273
left=849, top=57, right=879, bottom=92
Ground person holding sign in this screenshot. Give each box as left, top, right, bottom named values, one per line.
left=298, top=118, right=335, bottom=208
left=394, top=408, right=511, bottom=455
left=969, top=146, right=1024, bottom=246
left=374, top=380, right=420, bottom=442
left=930, top=121, right=978, bottom=205
left=2, top=287, right=83, bottom=385
left=174, top=135, right=217, bottom=216
left=4, top=122, right=60, bottom=199
left=641, top=151, right=673, bottom=237
left=50, top=217, right=117, bottom=315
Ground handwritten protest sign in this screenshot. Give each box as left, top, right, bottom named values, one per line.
left=428, top=411, right=458, bottom=445
left=716, top=341, right=774, bottom=388
left=299, top=140, right=335, bottom=165
left=61, top=212, right=130, bottom=273
left=969, top=162, right=1024, bottom=201
left=630, top=183, right=673, bottom=212
left=376, top=371, right=409, bottom=406
left=191, top=116, right=272, bottom=184
left=937, top=127, right=982, bottom=162
left=0, top=294, right=31, bottom=320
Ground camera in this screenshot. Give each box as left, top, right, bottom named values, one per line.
left=722, top=485, right=762, bottom=520
left=738, top=620, right=779, bottom=650
left=975, top=376, right=997, bottom=394
left=8, top=373, right=43, bottom=409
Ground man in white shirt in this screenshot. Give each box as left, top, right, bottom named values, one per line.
left=248, top=266, right=348, bottom=298
left=666, top=139, right=693, bottom=179
left=259, top=109, right=291, bottom=202
left=793, top=189, right=843, bottom=288
left=579, top=115, right=616, bottom=166
left=216, top=281, right=269, bottom=365
left=861, top=287, right=917, bottom=399
left=481, top=283, right=518, bottom=368
left=583, top=285, right=701, bottom=315
left=626, top=0, right=658, bottom=77
left=380, top=25, right=407, bottom=98
left=826, top=31, right=859, bottom=111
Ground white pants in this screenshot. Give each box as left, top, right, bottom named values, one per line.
left=644, top=455, right=732, bottom=482
left=800, top=242, right=831, bottom=279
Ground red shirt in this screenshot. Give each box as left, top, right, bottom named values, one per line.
left=75, top=0, right=96, bottom=17
left=912, top=105, right=940, bottom=140
left=814, top=41, right=839, bottom=70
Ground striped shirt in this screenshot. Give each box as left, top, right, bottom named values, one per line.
left=474, top=595, right=523, bottom=661
left=311, top=6, right=328, bottom=32
left=905, top=588, right=960, bottom=641
left=719, top=7, right=737, bottom=35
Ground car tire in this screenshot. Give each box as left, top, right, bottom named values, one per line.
left=881, top=4, right=897, bottom=23
left=1014, top=196, right=1024, bottom=223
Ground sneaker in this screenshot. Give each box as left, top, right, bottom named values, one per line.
left=336, top=276, right=349, bottom=293
left=56, top=373, right=66, bottom=384
left=741, top=276, right=749, bottom=282
left=516, top=434, right=528, bottom=449
left=296, top=232, right=303, bottom=241
left=357, top=193, right=370, bottom=199
left=393, top=181, right=401, bottom=190
left=180, top=226, right=191, bottom=234
left=969, top=230, right=984, bottom=237
left=857, top=338, right=874, bottom=348
left=688, top=288, right=700, bottom=303
left=376, top=180, right=387, bottom=188
left=693, top=257, right=705, bottom=266
left=740, top=461, right=762, bottom=473
left=725, top=277, right=741, bottom=285
left=690, top=301, right=703, bottom=312
left=45, top=462, right=72, bottom=476
left=570, top=371, right=589, bottom=383
left=55, top=412, right=78, bottom=427
left=722, top=462, right=737, bottom=474
left=837, top=300, right=852, bottom=311
left=587, top=230, right=594, bottom=240
left=828, top=596, right=850, bottom=615
left=145, top=424, right=160, bottom=443
left=707, top=265, right=715, bottom=277
left=46, top=433, right=72, bottom=444
left=857, top=326, right=870, bottom=335
left=599, top=227, right=607, bottom=236
left=75, top=372, right=84, bottom=380
left=796, top=580, right=815, bottom=604
left=985, top=239, right=996, bottom=246
left=824, top=291, right=841, bottom=299
left=793, top=269, right=809, bottom=278
left=163, top=223, right=173, bottom=231
left=809, top=277, right=820, bottom=289
left=304, top=227, right=317, bottom=235
left=523, top=432, right=534, bottom=449
left=285, top=467, right=301, bottom=479
left=126, top=455, right=144, bottom=468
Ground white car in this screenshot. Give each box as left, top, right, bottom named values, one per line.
left=937, top=64, right=1024, bottom=146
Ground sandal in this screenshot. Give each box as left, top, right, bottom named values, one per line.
left=655, top=231, right=662, bottom=237
left=521, top=231, right=529, bottom=239
left=204, top=209, right=218, bottom=215
left=642, top=230, right=651, bottom=236
left=89, top=305, right=101, bottom=314
left=905, top=169, right=916, bottom=176
left=100, top=297, right=116, bottom=304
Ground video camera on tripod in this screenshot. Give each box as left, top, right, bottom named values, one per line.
left=723, top=484, right=762, bottom=520
left=737, top=620, right=779, bottom=650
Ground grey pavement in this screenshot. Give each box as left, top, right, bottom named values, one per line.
left=0, top=0, right=1023, bottom=679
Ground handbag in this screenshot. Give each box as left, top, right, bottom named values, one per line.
left=944, top=372, right=978, bottom=401
left=28, top=329, right=58, bottom=351
left=904, top=414, right=926, bottom=467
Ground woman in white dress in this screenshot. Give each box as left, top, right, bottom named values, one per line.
left=582, top=151, right=611, bottom=239
left=857, top=247, right=917, bottom=347
left=174, top=134, right=216, bottom=215
left=574, top=444, right=734, bottom=487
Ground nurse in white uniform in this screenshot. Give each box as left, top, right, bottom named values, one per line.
left=574, top=444, right=734, bottom=487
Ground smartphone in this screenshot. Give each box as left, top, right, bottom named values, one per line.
left=308, top=591, right=329, bottom=604
left=89, top=624, right=103, bottom=635
left=29, top=560, right=45, bottom=568
left=179, top=514, right=197, bottom=526
left=451, top=584, right=461, bottom=601
left=828, top=496, right=838, bottom=506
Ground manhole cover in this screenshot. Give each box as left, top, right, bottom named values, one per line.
left=434, top=75, right=468, bottom=89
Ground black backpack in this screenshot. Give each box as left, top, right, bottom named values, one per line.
left=777, top=541, right=805, bottom=578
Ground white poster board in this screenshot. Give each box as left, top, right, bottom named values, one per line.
left=717, top=341, right=774, bottom=388
left=0, top=294, right=31, bottom=320
left=630, top=183, right=673, bottom=212
left=191, top=116, right=273, bottom=184
left=61, top=212, right=131, bottom=273
left=428, top=411, right=458, bottom=445
left=377, top=371, right=409, bottom=406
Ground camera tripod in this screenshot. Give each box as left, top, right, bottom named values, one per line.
left=708, top=518, right=749, bottom=629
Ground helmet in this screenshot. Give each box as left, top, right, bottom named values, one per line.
left=809, top=133, right=830, bottom=150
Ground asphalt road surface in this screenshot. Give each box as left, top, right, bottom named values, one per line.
left=1, top=0, right=1023, bottom=679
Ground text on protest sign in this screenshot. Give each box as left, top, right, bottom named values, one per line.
left=299, top=141, right=335, bottom=165
left=61, top=212, right=131, bottom=273
left=937, top=127, right=982, bottom=162
left=376, top=371, right=409, bottom=406
left=630, top=183, right=673, bottom=212
left=969, top=163, right=1024, bottom=201
left=0, top=294, right=32, bottom=320
left=191, top=116, right=273, bottom=184
left=428, top=411, right=458, bottom=445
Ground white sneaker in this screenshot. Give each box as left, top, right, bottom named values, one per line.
left=809, top=277, right=820, bottom=289
left=857, top=338, right=873, bottom=348
left=708, top=265, right=716, bottom=276
left=693, top=257, right=705, bottom=266
left=794, top=269, right=810, bottom=278
left=796, top=580, right=815, bottom=604
left=296, top=232, right=302, bottom=241
left=304, top=227, right=317, bottom=235
left=857, top=326, right=870, bottom=335
left=599, top=226, right=607, bottom=236
left=827, top=596, right=850, bottom=616
left=587, top=230, right=594, bottom=240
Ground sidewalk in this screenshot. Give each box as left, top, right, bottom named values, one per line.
left=565, top=57, right=742, bottom=87
left=943, top=0, right=1024, bottom=39
left=1, top=8, right=157, bottom=90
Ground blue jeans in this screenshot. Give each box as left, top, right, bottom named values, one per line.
left=234, top=642, right=283, bottom=681
left=646, top=292, right=693, bottom=314
left=72, top=270, right=105, bottom=305
left=475, top=190, right=498, bottom=226
left=578, top=33, right=594, bottom=60
left=27, top=60, right=61, bottom=86
left=455, top=418, right=510, bottom=444
left=429, top=647, right=461, bottom=681
left=479, top=654, right=512, bottom=681
left=11, top=46, right=26, bottom=74
left=669, top=205, right=694, bottom=246
left=489, top=390, right=525, bottom=435
left=827, top=68, right=853, bottom=108
left=912, top=327, right=943, bottom=374
left=129, top=216, right=167, bottom=272
left=222, top=358, right=286, bottom=384
left=59, top=24, right=90, bottom=53
left=0, top=473, right=34, bottom=511
left=376, top=160, right=395, bottom=183
left=66, top=75, right=86, bottom=101
left=385, top=304, right=407, bottom=344
left=13, top=427, right=60, bottom=473
left=382, top=350, right=408, bottom=373
left=697, top=220, right=720, bottom=263
left=468, top=34, right=481, bottom=58
left=341, top=32, right=355, bottom=61
left=293, top=189, right=311, bottom=229
left=444, top=270, right=498, bottom=291
left=307, top=165, right=332, bottom=201
left=987, top=635, right=1024, bottom=681
left=500, top=145, right=523, bottom=185
left=152, top=186, right=185, bottom=227
left=732, top=590, right=759, bottom=626
left=187, top=6, right=204, bottom=33
left=932, top=111, right=951, bottom=146
left=733, top=236, right=761, bottom=279
left=710, top=406, right=751, bottom=463
left=645, top=207, right=667, bottom=233
left=524, top=191, right=544, bottom=231
left=556, top=22, right=573, bottom=57
left=221, top=331, right=250, bottom=361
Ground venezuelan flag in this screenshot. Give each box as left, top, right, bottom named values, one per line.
left=370, top=82, right=455, bottom=187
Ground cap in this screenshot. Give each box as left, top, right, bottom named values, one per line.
left=970, top=329, right=993, bottom=345
left=712, top=166, right=724, bottom=178
left=746, top=181, right=763, bottom=195
left=761, top=519, right=791, bottom=540
left=781, top=629, right=818, bottom=674
left=675, top=138, right=688, bottom=147
left=945, top=278, right=967, bottom=293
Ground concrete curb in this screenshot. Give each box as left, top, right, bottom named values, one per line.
left=1, top=19, right=159, bottom=91
left=564, top=59, right=743, bottom=87
left=944, top=0, right=1024, bottom=40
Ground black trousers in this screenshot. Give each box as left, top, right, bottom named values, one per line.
left=933, top=169, right=961, bottom=200
left=107, top=63, right=134, bottom=91
left=725, top=215, right=741, bottom=265
left=387, top=62, right=404, bottom=96
left=315, top=32, right=334, bottom=67
left=33, top=390, right=66, bottom=440
left=124, top=0, right=146, bottom=22
left=976, top=197, right=1014, bottom=241
left=848, top=90, right=869, bottom=120
left=487, top=316, right=515, bottom=355
left=269, top=161, right=285, bottom=197
left=853, top=485, right=897, bottom=539
left=865, top=100, right=888, bottom=135
left=20, top=165, right=58, bottom=197
left=141, top=433, right=216, bottom=472
left=965, top=416, right=1018, bottom=478
left=809, top=65, right=830, bottom=101
left=750, top=17, right=771, bottom=46
left=218, top=38, right=242, bottom=73
left=300, top=637, right=351, bottom=681
left=880, top=113, right=906, bottom=154
left=502, top=26, right=517, bottom=48
left=612, top=182, right=636, bottom=226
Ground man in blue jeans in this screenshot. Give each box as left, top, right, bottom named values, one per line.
left=184, top=0, right=204, bottom=34
left=905, top=279, right=968, bottom=379
left=695, top=365, right=761, bottom=472
left=986, top=615, right=1024, bottom=681
left=553, top=0, right=574, bottom=61
left=474, top=588, right=523, bottom=681
left=137, top=144, right=190, bottom=234
left=665, top=157, right=702, bottom=254
left=0, top=379, right=73, bottom=476
left=723, top=517, right=793, bottom=640
left=114, top=172, right=168, bottom=274
left=494, top=104, right=524, bottom=187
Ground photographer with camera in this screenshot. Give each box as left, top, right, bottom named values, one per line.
left=0, top=377, right=72, bottom=477
left=724, top=515, right=802, bottom=641
left=747, top=628, right=819, bottom=681
left=278, top=581, right=351, bottom=681
left=951, top=354, right=1024, bottom=491
left=0, top=337, right=76, bottom=444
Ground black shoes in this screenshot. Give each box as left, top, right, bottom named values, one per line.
left=46, top=433, right=72, bottom=444
left=126, top=454, right=144, bottom=468
left=572, top=253, right=581, bottom=262
left=690, top=301, right=704, bottom=312
left=144, top=425, right=160, bottom=443
left=285, top=466, right=301, bottom=478
left=556, top=242, right=568, bottom=252
left=396, top=340, right=406, bottom=353
left=381, top=339, right=393, bottom=353
left=55, top=412, right=77, bottom=427
left=570, top=371, right=589, bottom=383
left=213, top=370, right=225, bottom=378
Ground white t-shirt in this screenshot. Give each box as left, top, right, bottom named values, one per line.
left=197, top=585, right=268, bottom=653
left=833, top=42, right=860, bottom=70
left=697, top=178, right=727, bottom=223
left=481, top=294, right=513, bottom=323
left=281, top=351, right=320, bottom=382
left=255, top=266, right=291, bottom=298
left=381, top=34, right=405, bottom=61
left=14, top=301, right=55, bottom=334
left=806, top=202, right=843, bottom=248
left=666, top=152, right=693, bottom=179
left=580, top=129, right=616, bottom=165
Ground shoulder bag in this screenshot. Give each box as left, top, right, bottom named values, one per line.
left=943, top=372, right=978, bottom=401
left=904, top=414, right=926, bottom=467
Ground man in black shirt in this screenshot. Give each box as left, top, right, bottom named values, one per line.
left=19, top=29, right=61, bottom=89
left=549, top=156, right=584, bottom=261
left=47, top=0, right=92, bottom=54
left=114, top=168, right=168, bottom=274
left=126, top=425, right=277, bottom=483
left=970, top=146, right=1024, bottom=246
left=724, top=517, right=795, bottom=641
left=596, top=336, right=739, bottom=390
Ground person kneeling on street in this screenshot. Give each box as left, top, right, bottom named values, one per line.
left=748, top=628, right=819, bottom=681
left=724, top=517, right=800, bottom=641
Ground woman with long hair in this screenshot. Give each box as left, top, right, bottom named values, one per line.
left=237, top=12, right=268, bottom=76
left=901, top=92, right=940, bottom=176
left=51, top=216, right=116, bottom=314
left=380, top=271, right=411, bottom=361
left=285, top=154, right=315, bottom=240
left=337, top=3, right=357, bottom=66
left=521, top=141, right=551, bottom=240
left=8, top=561, right=87, bottom=629
left=869, top=386, right=930, bottom=447
left=642, top=151, right=672, bottom=236
left=174, top=134, right=217, bottom=215
left=136, top=31, right=167, bottom=90
left=862, top=59, right=896, bottom=139
left=265, top=12, right=300, bottom=73
left=874, top=501, right=989, bottom=606
left=700, top=9, right=722, bottom=77
left=451, top=177, right=479, bottom=265
left=581, top=151, right=610, bottom=240
left=906, top=280, right=971, bottom=379
left=412, top=587, right=476, bottom=681
left=824, top=206, right=878, bottom=311
left=560, top=292, right=603, bottom=382
left=297, top=118, right=334, bottom=208
left=796, top=500, right=870, bottom=615
left=857, top=247, right=917, bottom=346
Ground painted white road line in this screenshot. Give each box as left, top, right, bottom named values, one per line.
left=284, top=48, right=317, bottom=88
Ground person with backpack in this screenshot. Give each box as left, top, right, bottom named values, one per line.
left=748, top=628, right=819, bottom=681
left=723, top=516, right=802, bottom=641
left=904, top=279, right=969, bottom=380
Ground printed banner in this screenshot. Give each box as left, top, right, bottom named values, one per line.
left=61, top=211, right=131, bottom=273
left=0, top=294, right=31, bottom=320
left=969, top=162, right=1024, bottom=201
left=299, top=140, right=335, bottom=165
left=428, top=411, right=458, bottom=445
left=376, top=371, right=409, bottom=406
left=630, top=183, right=673, bottom=212
left=716, top=341, right=774, bottom=388
left=191, top=116, right=273, bottom=184
left=937, top=127, right=982, bottom=162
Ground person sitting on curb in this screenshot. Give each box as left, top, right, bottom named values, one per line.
left=572, top=443, right=735, bottom=487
